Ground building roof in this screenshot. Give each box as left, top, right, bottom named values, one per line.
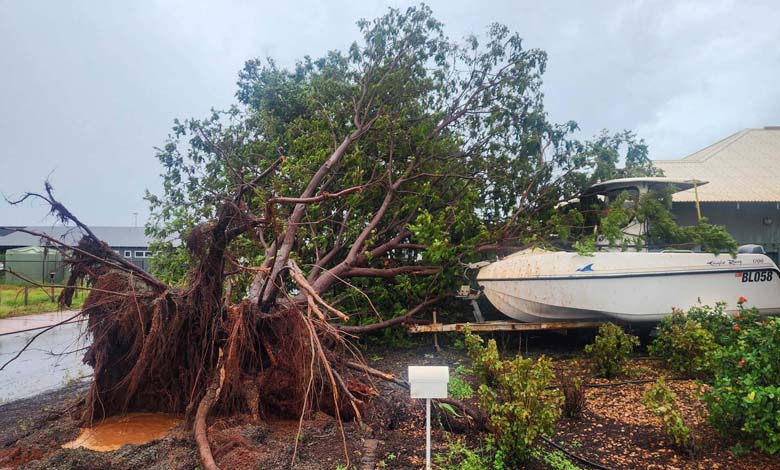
left=0, top=226, right=151, bottom=248
left=654, top=127, right=780, bottom=202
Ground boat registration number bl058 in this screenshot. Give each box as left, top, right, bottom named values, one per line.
left=741, top=270, right=774, bottom=283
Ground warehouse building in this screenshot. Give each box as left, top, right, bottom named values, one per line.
left=655, top=127, right=780, bottom=263
left=0, top=226, right=152, bottom=284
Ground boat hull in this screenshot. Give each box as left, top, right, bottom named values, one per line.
left=476, top=251, right=780, bottom=323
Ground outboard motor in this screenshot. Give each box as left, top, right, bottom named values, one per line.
left=738, top=244, right=766, bottom=254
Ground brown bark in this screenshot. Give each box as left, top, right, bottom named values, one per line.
left=194, top=360, right=224, bottom=470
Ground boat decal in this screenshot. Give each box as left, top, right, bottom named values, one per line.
left=576, top=263, right=594, bottom=272
left=707, top=258, right=745, bottom=266
left=478, top=267, right=780, bottom=282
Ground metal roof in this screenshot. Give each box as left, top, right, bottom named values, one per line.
left=0, top=226, right=151, bottom=248
left=654, top=127, right=780, bottom=202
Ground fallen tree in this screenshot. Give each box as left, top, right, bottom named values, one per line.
left=1, top=6, right=692, bottom=469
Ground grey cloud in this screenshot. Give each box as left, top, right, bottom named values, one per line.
left=0, top=0, right=778, bottom=225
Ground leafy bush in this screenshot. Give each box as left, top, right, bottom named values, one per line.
left=584, top=323, right=639, bottom=378
left=704, top=317, right=780, bottom=454
left=650, top=301, right=764, bottom=377
left=642, top=377, right=692, bottom=449
left=684, top=301, right=760, bottom=346
left=530, top=448, right=584, bottom=470
left=465, top=328, right=562, bottom=467
left=434, top=437, right=492, bottom=470
left=649, top=312, right=717, bottom=377
left=448, top=375, right=474, bottom=400
left=559, top=373, right=586, bottom=419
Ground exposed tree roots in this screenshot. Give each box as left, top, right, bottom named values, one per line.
left=2, top=186, right=450, bottom=469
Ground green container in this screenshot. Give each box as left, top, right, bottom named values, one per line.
left=4, top=246, right=68, bottom=285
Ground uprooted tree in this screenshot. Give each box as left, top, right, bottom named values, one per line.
left=0, top=5, right=736, bottom=469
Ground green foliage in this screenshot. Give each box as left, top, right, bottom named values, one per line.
left=649, top=311, right=717, bottom=377
left=448, top=375, right=474, bottom=400
left=651, top=302, right=763, bottom=376
left=657, top=301, right=780, bottom=454
left=556, top=131, right=735, bottom=255
left=573, top=237, right=596, bottom=256
left=679, top=302, right=738, bottom=345
left=143, top=5, right=686, bottom=329
left=598, top=191, right=635, bottom=248
left=704, top=316, right=780, bottom=454
left=636, top=191, right=736, bottom=255
left=438, top=402, right=462, bottom=418
left=145, top=4, right=607, bottom=322
left=642, top=377, right=692, bottom=449
left=465, top=328, right=562, bottom=467
left=584, top=323, right=639, bottom=378
left=434, top=437, right=492, bottom=470
left=374, top=451, right=396, bottom=469
left=685, top=301, right=761, bottom=346
left=530, top=448, right=584, bottom=470
left=586, top=130, right=660, bottom=185
left=579, top=185, right=737, bottom=255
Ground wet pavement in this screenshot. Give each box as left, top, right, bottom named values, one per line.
left=0, top=317, right=92, bottom=404
left=0, top=310, right=82, bottom=335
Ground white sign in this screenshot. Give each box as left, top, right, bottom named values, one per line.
left=408, top=365, right=449, bottom=470
left=408, top=365, right=449, bottom=398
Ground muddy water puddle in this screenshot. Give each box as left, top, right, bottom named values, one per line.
left=62, top=413, right=182, bottom=451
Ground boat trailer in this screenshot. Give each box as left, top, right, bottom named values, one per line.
left=408, top=320, right=605, bottom=334
left=406, top=285, right=605, bottom=334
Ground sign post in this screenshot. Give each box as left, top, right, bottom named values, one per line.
left=408, top=366, right=449, bottom=470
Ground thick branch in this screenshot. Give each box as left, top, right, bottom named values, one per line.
left=343, top=266, right=440, bottom=278
left=259, top=128, right=372, bottom=309
left=266, top=185, right=363, bottom=206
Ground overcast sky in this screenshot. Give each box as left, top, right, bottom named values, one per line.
left=1, top=0, right=778, bottom=226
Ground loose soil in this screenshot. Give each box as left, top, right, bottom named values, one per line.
left=1, top=331, right=780, bottom=469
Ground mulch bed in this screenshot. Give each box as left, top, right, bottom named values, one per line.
left=1, top=333, right=780, bottom=469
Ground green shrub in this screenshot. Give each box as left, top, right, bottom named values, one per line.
left=434, top=437, right=491, bottom=470
left=584, top=323, right=639, bottom=378
left=684, top=301, right=761, bottom=346
left=465, top=328, right=562, bottom=467
left=704, top=317, right=780, bottom=454
left=649, top=312, right=717, bottom=377
left=642, top=377, right=692, bottom=449
left=651, top=301, right=766, bottom=378
left=448, top=375, right=474, bottom=400
left=530, top=448, right=584, bottom=470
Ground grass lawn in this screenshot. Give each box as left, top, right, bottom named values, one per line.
left=0, top=284, right=86, bottom=319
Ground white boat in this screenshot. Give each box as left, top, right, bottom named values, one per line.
left=475, top=178, right=780, bottom=323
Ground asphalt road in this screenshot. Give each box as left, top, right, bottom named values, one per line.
left=0, top=319, right=92, bottom=403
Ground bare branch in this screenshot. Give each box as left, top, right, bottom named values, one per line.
left=338, top=296, right=440, bottom=334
